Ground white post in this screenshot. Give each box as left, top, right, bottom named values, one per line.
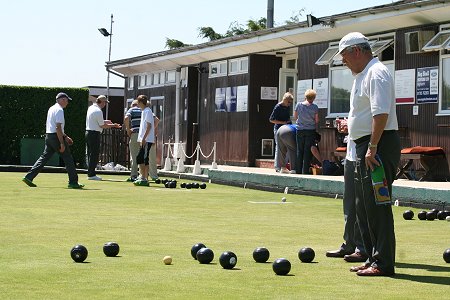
left=192, top=141, right=202, bottom=175
left=163, top=140, right=172, bottom=171
left=176, top=143, right=185, bottom=173
left=210, top=142, right=218, bottom=169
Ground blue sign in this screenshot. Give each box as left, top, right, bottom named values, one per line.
left=416, top=67, right=439, bottom=104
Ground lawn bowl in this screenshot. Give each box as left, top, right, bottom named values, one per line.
left=417, top=210, right=427, bottom=220
left=298, top=247, right=315, bottom=263
left=191, top=243, right=206, bottom=259
left=253, top=247, right=270, bottom=263
left=426, top=211, right=436, bottom=221
left=219, top=251, right=237, bottom=269
left=196, top=247, right=214, bottom=264
left=71, top=244, right=88, bottom=263
left=444, top=248, right=450, bottom=263
left=103, top=242, right=120, bottom=257
left=403, top=210, right=414, bottom=220
left=272, top=258, right=291, bottom=275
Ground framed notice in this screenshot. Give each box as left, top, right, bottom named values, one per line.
left=215, top=87, right=226, bottom=112
left=395, top=69, right=416, bottom=104
left=261, top=139, right=274, bottom=157
left=416, top=67, right=439, bottom=104
left=236, top=85, right=248, bottom=112
left=261, top=87, right=278, bottom=100
left=312, top=78, right=328, bottom=108
left=297, top=79, right=312, bottom=105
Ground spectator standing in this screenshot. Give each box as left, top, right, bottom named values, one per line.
left=124, top=99, right=141, bottom=182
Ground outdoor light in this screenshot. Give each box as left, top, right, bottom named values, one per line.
left=98, top=14, right=114, bottom=119
left=307, top=14, right=321, bottom=27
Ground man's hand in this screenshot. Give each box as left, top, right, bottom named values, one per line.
left=65, top=136, right=73, bottom=145
left=59, top=143, right=65, bottom=153
left=365, top=147, right=379, bottom=171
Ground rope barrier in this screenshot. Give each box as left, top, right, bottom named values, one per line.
left=163, top=140, right=218, bottom=173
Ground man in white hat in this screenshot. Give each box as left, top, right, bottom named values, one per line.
left=22, top=92, right=84, bottom=189
left=335, top=32, right=400, bottom=276
left=85, top=95, right=121, bottom=180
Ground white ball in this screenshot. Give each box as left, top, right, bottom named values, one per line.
left=163, top=256, right=172, bottom=265
left=281, top=197, right=286, bottom=202
left=446, top=216, right=450, bottom=221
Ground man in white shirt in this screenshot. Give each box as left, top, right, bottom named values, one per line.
left=22, top=92, right=84, bottom=189
left=85, top=95, right=121, bottom=180
left=335, top=32, right=400, bottom=277
left=133, top=95, right=155, bottom=186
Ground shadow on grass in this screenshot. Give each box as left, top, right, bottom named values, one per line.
left=394, top=262, right=450, bottom=286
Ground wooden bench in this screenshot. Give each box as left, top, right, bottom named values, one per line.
left=396, top=147, right=448, bottom=181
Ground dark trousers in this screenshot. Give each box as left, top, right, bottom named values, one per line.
left=354, top=131, right=400, bottom=274
left=295, top=129, right=316, bottom=174
left=85, top=130, right=101, bottom=177
left=342, top=160, right=366, bottom=255
left=25, top=133, right=78, bottom=184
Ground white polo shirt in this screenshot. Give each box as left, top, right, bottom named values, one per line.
left=137, top=107, right=155, bottom=143
left=348, top=57, right=398, bottom=141
left=46, top=102, right=65, bottom=134
left=85, top=104, right=105, bottom=133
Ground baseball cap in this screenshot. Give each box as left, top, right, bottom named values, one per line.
left=56, top=92, right=72, bottom=101
left=97, top=95, right=110, bottom=103
left=333, top=32, right=369, bottom=59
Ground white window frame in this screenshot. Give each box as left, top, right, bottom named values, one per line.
left=315, top=45, right=339, bottom=65
left=165, top=70, right=176, bottom=84
left=127, top=76, right=134, bottom=90
left=228, top=57, right=249, bottom=75
left=209, top=60, right=227, bottom=78
left=422, top=29, right=450, bottom=52
left=138, top=74, right=147, bottom=88
left=437, top=24, right=450, bottom=115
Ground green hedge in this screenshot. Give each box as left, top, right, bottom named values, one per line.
left=0, top=85, right=89, bottom=166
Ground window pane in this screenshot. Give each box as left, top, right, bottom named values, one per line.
left=316, top=46, right=339, bottom=65
left=330, top=68, right=353, bottom=114
left=241, top=58, right=248, bottom=71
left=219, top=62, right=227, bottom=74
left=210, top=64, right=218, bottom=75
left=423, top=31, right=450, bottom=51
left=230, top=60, right=238, bottom=73
left=442, top=57, right=450, bottom=111
left=166, top=71, right=176, bottom=82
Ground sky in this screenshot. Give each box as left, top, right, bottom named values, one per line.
left=0, top=0, right=394, bottom=88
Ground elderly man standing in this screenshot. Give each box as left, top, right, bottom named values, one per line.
left=85, top=95, right=121, bottom=180
left=335, top=32, right=400, bottom=276
left=22, top=92, right=84, bottom=189
left=124, top=99, right=141, bottom=182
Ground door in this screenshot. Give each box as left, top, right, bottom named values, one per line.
left=279, top=68, right=298, bottom=116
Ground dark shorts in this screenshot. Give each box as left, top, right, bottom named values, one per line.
left=136, top=142, right=153, bottom=165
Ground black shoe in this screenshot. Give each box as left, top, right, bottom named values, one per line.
left=326, top=248, right=353, bottom=258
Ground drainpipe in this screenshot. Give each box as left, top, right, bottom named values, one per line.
left=175, top=67, right=181, bottom=144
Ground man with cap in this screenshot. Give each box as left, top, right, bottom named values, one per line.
left=335, top=32, right=400, bottom=276
left=85, top=95, right=121, bottom=180
left=22, top=92, right=84, bottom=189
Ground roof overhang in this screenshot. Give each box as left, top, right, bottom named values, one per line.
left=109, top=0, right=450, bottom=76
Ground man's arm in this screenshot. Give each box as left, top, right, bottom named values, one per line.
left=141, top=122, right=152, bottom=146
left=56, top=123, right=65, bottom=153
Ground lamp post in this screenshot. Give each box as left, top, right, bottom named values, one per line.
left=98, top=13, right=114, bottom=120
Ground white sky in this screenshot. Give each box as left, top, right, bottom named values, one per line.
left=0, top=0, right=393, bottom=88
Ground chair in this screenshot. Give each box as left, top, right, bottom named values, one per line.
left=396, top=146, right=449, bottom=181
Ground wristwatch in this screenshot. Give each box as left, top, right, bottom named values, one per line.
left=368, top=142, right=378, bottom=148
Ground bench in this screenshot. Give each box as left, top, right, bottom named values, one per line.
left=396, top=147, right=449, bottom=181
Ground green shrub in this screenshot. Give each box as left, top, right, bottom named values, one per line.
left=0, top=85, right=88, bottom=166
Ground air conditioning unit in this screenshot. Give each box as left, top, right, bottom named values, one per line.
left=405, top=30, right=435, bottom=54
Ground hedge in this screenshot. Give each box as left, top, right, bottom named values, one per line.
left=0, top=85, right=89, bottom=166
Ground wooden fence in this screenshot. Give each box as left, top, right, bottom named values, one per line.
left=99, top=129, right=130, bottom=169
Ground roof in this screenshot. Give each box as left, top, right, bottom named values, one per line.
left=109, top=0, right=450, bottom=76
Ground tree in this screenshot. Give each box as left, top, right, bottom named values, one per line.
left=197, top=27, right=223, bottom=41
left=165, top=38, right=192, bottom=50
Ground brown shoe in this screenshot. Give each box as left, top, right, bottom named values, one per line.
left=326, top=248, right=353, bottom=258
left=344, top=252, right=368, bottom=263
left=350, top=263, right=370, bottom=272
left=356, top=266, right=394, bottom=276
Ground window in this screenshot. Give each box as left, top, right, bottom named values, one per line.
left=138, top=75, right=147, bottom=88
left=440, top=57, right=450, bottom=113
left=315, top=45, right=339, bottom=65
left=228, top=57, right=248, bottom=75
left=166, top=70, right=176, bottom=83
left=371, top=39, right=394, bottom=56
left=422, top=30, right=450, bottom=52
left=127, top=76, right=134, bottom=90
left=329, top=67, right=353, bottom=116
left=209, top=60, right=227, bottom=78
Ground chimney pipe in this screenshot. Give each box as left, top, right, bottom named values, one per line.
left=267, top=0, right=274, bottom=28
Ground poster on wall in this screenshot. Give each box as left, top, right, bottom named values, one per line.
left=236, top=85, right=248, bottom=112
left=416, top=66, right=439, bottom=104
left=226, top=87, right=237, bottom=112
left=312, top=78, right=328, bottom=109
left=297, top=79, right=312, bottom=105
left=261, top=87, right=278, bottom=100
left=215, top=87, right=226, bottom=112
left=395, top=69, right=415, bottom=104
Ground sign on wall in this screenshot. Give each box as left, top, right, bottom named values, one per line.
left=312, top=78, right=329, bottom=109
left=261, top=87, right=278, bottom=100
left=215, top=88, right=226, bottom=112
left=297, top=79, right=312, bottom=105
left=395, top=69, right=415, bottom=104
left=416, top=66, right=439, bottom=104
left=236, top=85, right=248, bottom=112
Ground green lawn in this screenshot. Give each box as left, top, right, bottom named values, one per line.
left=1, top=172, right=449, bottom=299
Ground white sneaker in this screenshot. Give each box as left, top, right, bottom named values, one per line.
left=87, top=175, right=102, bottom=181
left=280, top=168, right=289, bottom=174
left=289, top=170, right=297, bottom=174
